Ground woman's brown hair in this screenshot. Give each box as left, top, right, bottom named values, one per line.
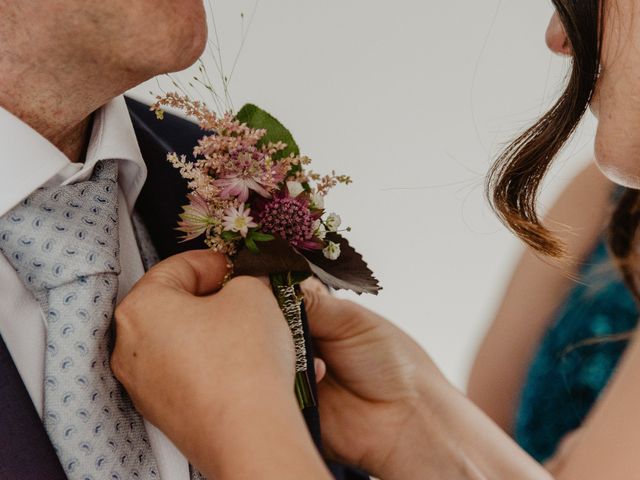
left=487, top=0, right=640, bottom=300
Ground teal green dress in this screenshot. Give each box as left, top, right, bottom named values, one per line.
left=514, top=238, right=639, bottom=462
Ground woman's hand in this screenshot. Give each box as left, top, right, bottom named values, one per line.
left=302, top=279, right=454, bottom=477
left=303, top=279, right=551, bottom=480
left=112, top=250, right=331, bottom=480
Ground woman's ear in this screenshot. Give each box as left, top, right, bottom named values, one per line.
left=546, top=11, right=572, bottom=56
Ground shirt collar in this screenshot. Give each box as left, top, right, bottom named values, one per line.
left=0, top=95, right=147, bottom=217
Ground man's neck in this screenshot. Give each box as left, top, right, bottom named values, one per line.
left=50, top=114, right=95, bottom=164
left=0, top=75, right=106, bottom=163
left=0, top=2, right=155, bottom=163
left=0, top=45, right=138, bottom=163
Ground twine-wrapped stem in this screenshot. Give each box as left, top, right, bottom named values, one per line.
left=271, top=274, right=316, bottom=410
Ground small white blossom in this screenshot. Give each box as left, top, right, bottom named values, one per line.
left=222, top=204, right=258, bottom=238
left=325, top=213, right=342, bottom=232
left=310, top=192, right=325, bottom=210
left=323, top=241, right=341, bottom=260
left=313, top=219, right=327, bottom=240
left=287, top=181, right=305, bottom=197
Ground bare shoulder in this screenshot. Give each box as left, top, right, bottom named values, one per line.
left=467, top=162, right=616, bottom=431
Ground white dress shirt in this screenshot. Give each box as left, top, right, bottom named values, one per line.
left=0, top=96, right=190, bottom=480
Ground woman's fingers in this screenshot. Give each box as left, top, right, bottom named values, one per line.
left=314, top=357, right=327, bottom=383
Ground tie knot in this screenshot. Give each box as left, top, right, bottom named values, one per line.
left=0, top=160, right=121, bottom=293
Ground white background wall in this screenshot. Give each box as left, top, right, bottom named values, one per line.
left=130, top=0, right=597, bottom=388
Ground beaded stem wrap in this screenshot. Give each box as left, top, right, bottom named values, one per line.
left=275, top=285, right=307, bottom=373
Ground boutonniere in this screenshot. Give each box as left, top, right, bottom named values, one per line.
left=150, top=10, right=380, bottom=408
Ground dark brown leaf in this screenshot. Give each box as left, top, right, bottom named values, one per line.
left=232, top=234, right=381, bottom=295
left=303, top=233, right=381, bottom=295
left=233, top=238, right=311, bottom=277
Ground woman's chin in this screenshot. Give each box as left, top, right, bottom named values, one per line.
left=595, top=160, right=640, bottom=189
left=594, top=123, right=640, bottom=189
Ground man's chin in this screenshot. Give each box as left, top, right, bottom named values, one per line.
left=176, top=17, right=209, bottom=69
left=146, top=6, right=208, bottom=74
left=135, top=26, right=208, bottom=78
left=170, top=34, right=208, bottom=72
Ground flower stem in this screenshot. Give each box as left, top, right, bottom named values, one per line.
left=270, top=274, right=316, bottom=410
left=295, top=371, right=315, bottom=410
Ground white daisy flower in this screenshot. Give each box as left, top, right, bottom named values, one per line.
left=222, top=204, right=258, bottom=238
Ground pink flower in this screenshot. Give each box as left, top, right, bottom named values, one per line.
left=258, top=192, right=323, bottom=250
left=215, top=174, right=271, bottom=203
left=177, top=194, right=219, bottom=242
left=222, top=204, right=258, bottom=238
left=212, top=149, right=288, bottom=203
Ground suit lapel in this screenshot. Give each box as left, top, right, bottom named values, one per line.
left=126, top=97, right=203, bottom=260
left=0, top=335, right=67, bottom=480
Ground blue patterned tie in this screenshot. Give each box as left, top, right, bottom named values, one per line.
left=0, top=161, right=159, bottom=480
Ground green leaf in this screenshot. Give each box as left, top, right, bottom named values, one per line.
left=236, top=104, right=300, bottom=160
left=221, top=231, right=241, bottom=241
left=250, top=231, right=275, bottom=242
left=245, top=236, right=260, bottom=254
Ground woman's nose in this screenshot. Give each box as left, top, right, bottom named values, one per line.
left=546, top=12, right=572, bottom=56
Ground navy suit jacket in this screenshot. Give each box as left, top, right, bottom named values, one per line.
left=0, top=98, right=368, bottom=480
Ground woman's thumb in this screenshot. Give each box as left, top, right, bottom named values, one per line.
left=302, top=278, right=352, bottom=340
left=145, top=249, right=230, bottom=296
